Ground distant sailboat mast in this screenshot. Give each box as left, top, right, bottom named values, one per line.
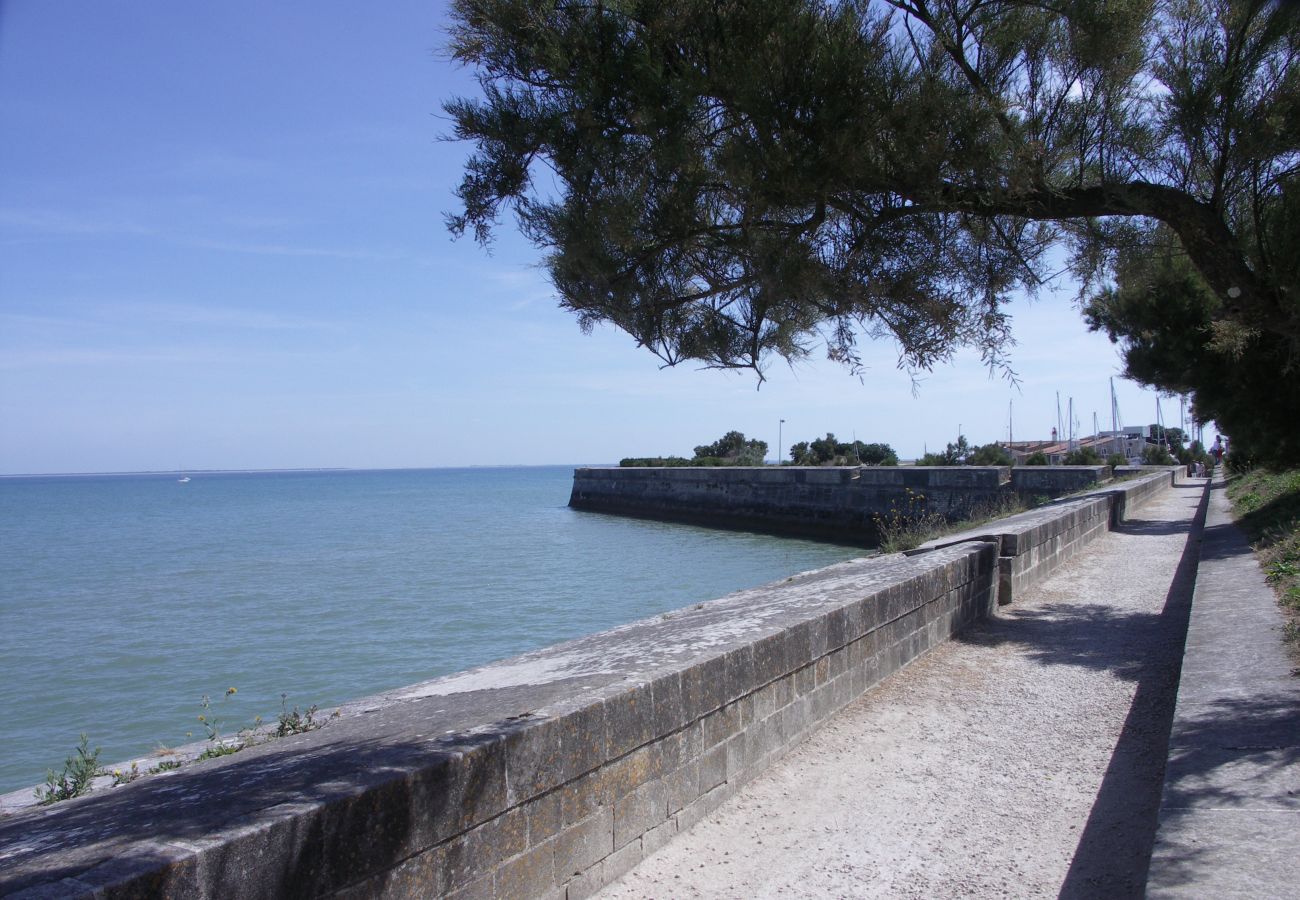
left=1110, top=378, right=1121, bottom=433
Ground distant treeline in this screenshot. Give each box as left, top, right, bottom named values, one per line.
left=621, top=430, right=901, bottom=467
left=621, top=430, right=769, bottom=467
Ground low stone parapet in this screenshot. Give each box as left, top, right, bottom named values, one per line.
left=0, top=544, right=997, bottom=899
left=0, top=469, right=1180, bottom=899
left=919, top=469, right=1175, bottom=604
left=1010, top=465, right=1109, bottom=495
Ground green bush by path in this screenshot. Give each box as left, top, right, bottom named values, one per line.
left=1226, top=468, right=1300, bottom=659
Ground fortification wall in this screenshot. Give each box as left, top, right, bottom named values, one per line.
left=569, top=465, right=1114, bottom=542
left=568, top=466, right=1011, bottom=542
left=0, top=470, right=1177, bottom=900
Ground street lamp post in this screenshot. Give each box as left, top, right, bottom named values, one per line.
left=778, top=419, right=785, bottom=465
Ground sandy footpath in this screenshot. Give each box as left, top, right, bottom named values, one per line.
left=599, top=481, right=1207, bottom=899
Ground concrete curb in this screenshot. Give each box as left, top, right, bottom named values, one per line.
left=1147, top=473, right=1300, bottom=898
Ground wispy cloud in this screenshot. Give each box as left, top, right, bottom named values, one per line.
left=0, top=345, right=330, bottom=370
left=0, top=208, right=153, bottom=237
left=0, top=301, right=342, bottom=340
left=89, top=300, right=343, bottom=332
left=176, top=236, right=403, bottom=261
left=1, top=206, right=400, bottom=261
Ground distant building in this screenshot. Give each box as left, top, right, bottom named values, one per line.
left=1004, top=429, right=1150, bottom=465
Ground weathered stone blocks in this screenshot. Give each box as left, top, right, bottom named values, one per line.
left=0, top=471, right=1178, bottom=899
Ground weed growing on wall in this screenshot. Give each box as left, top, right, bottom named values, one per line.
left=873, top=489, right=948, bottom=553
left=874, top=490, right=1028, bottom=554
left=35, top=734, right=103, bottom=805
left=111, top=762, right=140, bottom=786
left=276, top=694, right=338, bottom=737
left=32, top=687, right=343, bottom=805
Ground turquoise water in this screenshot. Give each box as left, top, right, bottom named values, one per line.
left=0, top=466, right=860, bottom=793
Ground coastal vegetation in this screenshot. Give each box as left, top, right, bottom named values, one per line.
left=1226, top=467, right=1300, bottom=653
left=873, top=489, right=1028, bottom=553
left=917, top=435, right=1011, bottom=466
left=31, top=689, right=339, bottom=806
left=35, top=735, right=102, bottom=806
left=693, top=430, right=768, bottom=465
left=788, top=434, right=898, bottom=466
left=621, top=429, right=767, bottom=466
left=446, top=0, right=1300, bottom=462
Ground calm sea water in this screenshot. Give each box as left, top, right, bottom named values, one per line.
left=0, top=466, right=860, bottom=793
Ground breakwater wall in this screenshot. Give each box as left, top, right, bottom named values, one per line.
left=568, top=465, right=1112, bottom=542
left=0, top=470, right=1179, bottom=900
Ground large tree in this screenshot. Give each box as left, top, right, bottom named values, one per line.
left=445, top=0, right=1298, bottom=388
left=1084, top=227, right=1300, bottom=463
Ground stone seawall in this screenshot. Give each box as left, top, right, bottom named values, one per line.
left=569, top=465, right=1112, bottom=542
left=0, top=470, right=1177, bottom=900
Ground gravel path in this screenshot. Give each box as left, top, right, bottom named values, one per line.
left=599, top=480, right=1208, bottom=899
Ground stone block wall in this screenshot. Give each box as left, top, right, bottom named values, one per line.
left=0, top=470, right=1178, bottom=899
left=920, top=469, right=1176, bottom=604
left=0, top=545, right=997, bottom=899
left=1010, top=465, right=1109, bottom=496
left=568, top=466, right=1011, bottom=542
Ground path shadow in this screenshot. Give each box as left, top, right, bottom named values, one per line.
left=1113, top=518, right=1192, bottom=538
left=958, top=603, right=1164, bottom=680
left=1055, top=470, right=1210, bottom=898
left=954, top=479, right=1208, bottom=897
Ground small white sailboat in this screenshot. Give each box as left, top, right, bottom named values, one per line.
left=178, top=475, right=191, bottom=483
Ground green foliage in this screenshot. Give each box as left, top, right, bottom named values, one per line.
left=790, top=433, right=897, bottom=466
left=856, top=442, right=899, bottom=466
left=1024, top=451, right=1050, bottom=466
left=967, top=442, right=1014, bottom=466
left=197, top=687, right=241, bottom=744
left=1063, top=447, right=1104, bottom=465
left=276, top=694, right=337, bottom=737
left=918, top=435, right=970, bottom=466
left=197, top=743, right=243, bottom=761
left=1181, top=440, right=1210, bottom=467
left=447, top=0, right=1300, bottom=428
left=1226, top=468, right=1300, bottom=645
left=873, top=489, right=947, bottom=553
left=1142, top=444, right=1178, bottom=466
left=1149, top=425, right=1187, bottom=453
left=36, top=734, right=102, bottom=805
left=1107, top=453, right=1129, bottom=468
left=150, top=760, right=182, bottom=773
left=620, top=430, right=769, bottom=467
left=620, top=456, right=693, bottom=467
left=110, top=763, right=140, bottom=787
left=693, top=430, right=767, bottom=465
left=873, top=489, right=1026, bottom=553
left=1086, top=234, right=1300, bottom=466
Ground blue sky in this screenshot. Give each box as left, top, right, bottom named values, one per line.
left=0, top=1, right=1190, bottom=474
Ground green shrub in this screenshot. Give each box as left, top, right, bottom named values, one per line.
left=1063, top=447, right=1104, bottom=465
left=619, top=456, right=692, bottom=467
left=966, top=442, right=1014, bottom=466
left=1024, top=451, right=1049, bottom=466
left=36, top=735, right=102, bottom=805
left=1142, top=444, right=1177, bottom=465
